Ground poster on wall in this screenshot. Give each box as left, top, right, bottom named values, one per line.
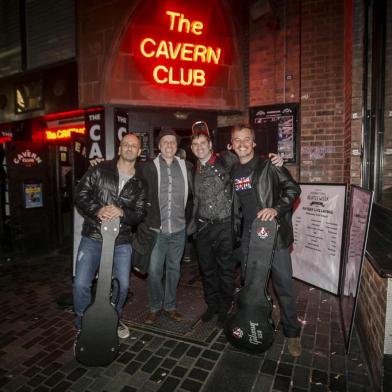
left=23, top=183, right=43, bottom=208
left=291, top=184, right=347, bottom=294
left=114, top=109, right=129, bottom=152
left=84, top=107, right=105, bottom=166
left=135, top=131, right=151, bottom=161
left=340, top=185, right=373, bottom=350
left=249, top=103, right=299, bottom=164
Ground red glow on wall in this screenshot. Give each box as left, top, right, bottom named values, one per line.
left=45, top=126, right=85, bottom=141
left=130, top=0, right=232, bottom=93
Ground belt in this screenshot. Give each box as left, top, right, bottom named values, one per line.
left=198, top=216, right=231, bottom=225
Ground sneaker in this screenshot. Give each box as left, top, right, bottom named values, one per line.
left=117, top=320, right=130, bottom=339
left=287, top=337, right=302, bottom=357
left=144, top=311, right=159, bottom=325
left=201, top=306, right=218, bottom=322
left=164, top=310, right=183, bottom=321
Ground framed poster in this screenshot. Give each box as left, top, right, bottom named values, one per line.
left=23, top=183, right=43, bottom=208
left=340, top=186, right=374, bottom=351
left=249, top=103, right=299, bottom=164
left=291, top=184, right=347, bottom=294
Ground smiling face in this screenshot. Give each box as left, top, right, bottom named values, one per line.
left=118, top=133, right=141, bottom=163
left=159, top=134, right=178, bottom=161
left=191, top=134, right=212, bottom=162
left=231, top=127, right=256, bottom=164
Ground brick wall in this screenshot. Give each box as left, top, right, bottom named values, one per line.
left=299, top=0, right=346, bottom=183
left=249, top=0, right=349, bottom=183
left=356, top=258, right=388, bottom=390
left=350, top=0, right=365, bottom=186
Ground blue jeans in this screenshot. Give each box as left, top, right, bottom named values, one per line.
left=148, top=229, right=186, bottom=312
left=73, top=236, right=132, bottom=329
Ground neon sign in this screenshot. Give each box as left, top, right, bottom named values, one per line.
left=139, top=10, right=223, bottom=87
left=45, top=126, right=85, bottom=141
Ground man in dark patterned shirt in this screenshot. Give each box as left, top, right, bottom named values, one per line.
left=190, top=123, right=283, bottom=327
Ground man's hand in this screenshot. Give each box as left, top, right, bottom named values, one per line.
left=97, top=205, right=124, bottom=221
left=257, top=208, right=278, bottom=221
left=269, top=153, right=284, bottom=167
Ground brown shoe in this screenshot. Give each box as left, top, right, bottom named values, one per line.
left=144, top=312, right=158, bottom=325
left=287, top=337, right=302, bottom=357
left=164, top=310, right=183, bottom=321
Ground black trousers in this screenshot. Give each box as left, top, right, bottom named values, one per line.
left=196, top=221, right=236, bottom=311
left=242, top=227, right=301, bottom=338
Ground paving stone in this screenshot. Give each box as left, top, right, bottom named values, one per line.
left=117, top=352, right=135, bottom=364
left=67, top=367, right=88, bottom=382
left=186, top=346, right=202, bottom=358
left=157, top=376, right=180, bottom=392
left=329, top=372, right=347, bottom=392
left=172, top=366, right=188, bottom=378
left=170, top=343, right=189, bottom=359
left=180, top=378, right=203, bottom=392
left=261, top=359, right=278, bottom=375
left=124, top=361, right=143, bottom=375
left=150, top=367, right=169, bottom=383
left=119, top=386, right=137, bottom=392
left=277, top=362, right=293, bottom=377
left=156, top=348, right=170, bottom=357
left=195, top=358, right=214, bottom=371
left=204, top=350, right=262, bottom=392
left=273, top=375, right=291, bottom=391
left=188, top=368, right=208, bottom=382
left=161, top=358, right=177, bottom=370
left=142, top=356, right=163, bottom=374
left=201, top=350, right=220, bottom=361
left=135, top=350, right=154, bottom=362
left=293, top=366, right=310, bottom=389
left=43, top=371, right=65, bottom=387
left=253, top=373, right=274, bottom=392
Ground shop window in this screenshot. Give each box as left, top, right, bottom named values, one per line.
left=381, top=2, right=392, bottom=209
left=0, top=0, right=22, bottom=77
left=26, top=0, right=76, bottom=69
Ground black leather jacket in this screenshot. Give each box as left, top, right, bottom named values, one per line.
left=75, top=158, right=146, bottom=245
left=233, top=157, right=301, bottom=249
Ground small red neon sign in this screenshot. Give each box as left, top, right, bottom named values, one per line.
left=138, top=10, right=223, bottom=87
left=45, top=126, right=85, bottom=141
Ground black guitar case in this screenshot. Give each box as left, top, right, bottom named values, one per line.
left=224, top=218, right=278, bottom=353
left=75, top=218, right=120, bottom=366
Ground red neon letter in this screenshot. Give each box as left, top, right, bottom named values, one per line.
left=153, top=65, right=168, bottom=84
left=140, top=38, right=156, bottom=58
left=166, top=11, right=181, bottom=31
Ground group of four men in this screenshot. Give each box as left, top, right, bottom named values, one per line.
left=73, top=122, right=302, bottom=357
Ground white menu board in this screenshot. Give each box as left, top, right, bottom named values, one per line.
left=291, top=184, right=347, bottom=294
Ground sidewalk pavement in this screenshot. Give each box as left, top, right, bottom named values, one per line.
left=0, top=250, right=374, bottom=392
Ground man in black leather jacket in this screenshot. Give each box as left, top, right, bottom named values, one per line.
left=73, top=133, right=146, bottom=339
left=231, top=124, right=302, bottom=357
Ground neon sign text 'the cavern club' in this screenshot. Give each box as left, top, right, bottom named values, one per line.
left=139, top=10, right=222, bottom=87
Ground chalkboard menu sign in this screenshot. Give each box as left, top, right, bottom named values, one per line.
left=249, top=103, right=299, bottom=164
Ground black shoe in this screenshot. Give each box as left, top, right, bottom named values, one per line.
left=201, top=306, right=218, bottom=322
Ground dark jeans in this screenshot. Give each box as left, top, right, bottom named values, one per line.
left=73, top=236, right=132, bottom=329
left=148, top=229, right=186, bottom=312
left=197, top=220, right=236, bottom=311
left=242, top=226, right=301, bottom=338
